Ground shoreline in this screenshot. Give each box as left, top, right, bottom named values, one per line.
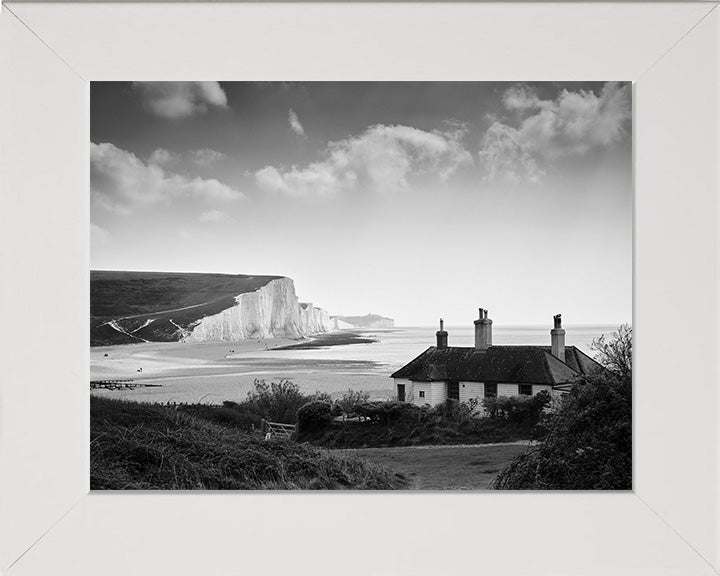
left=270, top=330, right=379, bottom=350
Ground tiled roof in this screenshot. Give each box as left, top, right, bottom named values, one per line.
left=390, top=345, right=604, bottom=385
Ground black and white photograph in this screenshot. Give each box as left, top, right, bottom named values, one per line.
left=90, top=81, right=632, bottom=491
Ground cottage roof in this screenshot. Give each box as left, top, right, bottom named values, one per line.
left=390, top=345, right=604, bottom=385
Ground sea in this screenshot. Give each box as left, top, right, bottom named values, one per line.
left=91, top=324, right=617, bottom=404
left=261, top=324, right=613, bottom=367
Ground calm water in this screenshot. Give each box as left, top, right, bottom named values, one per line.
left=90, top=324, right=617, bottom=404
left=260, top=324, right=615, bottom=372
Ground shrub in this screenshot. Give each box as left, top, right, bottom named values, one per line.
left=493, top=373, right=631, bottom=490
left=482, top=391, right=551, bottom=425
left=243, top=378, right=308, bottom=424
left=337, top=389, right=371, bottom=420
left=354, top=401, right=421, bottom=426
left=430, top=399, right=476, bottom=426
left=297, top=400, right=334, bottom=434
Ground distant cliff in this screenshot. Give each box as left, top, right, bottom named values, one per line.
left=184, top=279, right=330, bottom=342
left=90, top=271, right=332, bottom=345
left=330, top=314, right=394, bottom=329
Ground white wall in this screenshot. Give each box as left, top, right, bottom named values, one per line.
left=430, top=381, right=446, bottom=405
left=396, top=379, right=554, bottom=407
left=459, top=381, right=484, bottom=404
left=411, top=381, right=432, bottom=406
left=496, top=383, right=552, bottom=398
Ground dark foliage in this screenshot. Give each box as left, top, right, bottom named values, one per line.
left=482, top=390, right=551, bottom=424
left=91, top=396, right=406, bottom=490
left=242, top=378, right=309, bottom=424
left=493, top=373, right=632, bottom=490
left=336, top=389, right=371, bottom=419
left=296, top=401, right=334, bottom=434
left=299, top=399, right=536, bottom=448
left=591, top=324, right=632, bottom=380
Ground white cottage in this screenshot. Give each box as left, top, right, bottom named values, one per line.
left=391, top=309, right=603, bottom=406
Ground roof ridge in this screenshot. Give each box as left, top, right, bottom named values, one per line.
left=542, top=349, right=583, bottom=380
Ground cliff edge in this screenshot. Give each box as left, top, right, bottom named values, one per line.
left=90, top=271, right=331, bottom=345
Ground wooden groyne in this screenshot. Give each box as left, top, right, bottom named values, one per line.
left=90, top=380, right=162, bottom=390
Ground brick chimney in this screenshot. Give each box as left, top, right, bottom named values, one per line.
left=436, top=318, right=448, bottom=349
left=474, top=308, right=492, bottom=349
left=551, top=314, right=566, bottom=362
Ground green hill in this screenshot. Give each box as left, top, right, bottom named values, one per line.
left=90, top=270, right=281, bottom=345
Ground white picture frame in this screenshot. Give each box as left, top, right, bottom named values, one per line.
left=1, top=2, right=718, bottom=574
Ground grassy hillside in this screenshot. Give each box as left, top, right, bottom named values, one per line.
left=91, top=396, right=407, bottom=490
left=90, top=271, right=281, bottom=345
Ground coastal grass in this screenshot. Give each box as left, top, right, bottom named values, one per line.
left=91, top=396, right=407, bottom=490
left=337, top=443, right=530, bottom=490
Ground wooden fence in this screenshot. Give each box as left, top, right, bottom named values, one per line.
left=260, top=419, right=296, bottom=440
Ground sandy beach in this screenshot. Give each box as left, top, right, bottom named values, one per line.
left=90, top=335, right=396, bottom=404
left=90, top=324, right=609, bottom=405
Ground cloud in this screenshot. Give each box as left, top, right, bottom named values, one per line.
left=148, top=148, right=178, bottom=167
left=91, top=223, right=110, bottom=244
left=479, top=82, right=631, bottom=182
left=199, top=209, right=235, bottom=224
left=132, top=82, right=228, bottom=119
left=288, top=108, right=306, bottom=138
left=91, top=142, right=243, bottom=214
left=148, top=147, right=225, bottom=169
left=192, top=148, right=225, bottom=166
left=255, top=123, right=472, bottom=198
left=479, top=123, right=545, bottom=183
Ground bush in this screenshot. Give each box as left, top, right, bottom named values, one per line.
left=493, top=374, right=631, bottom=490
left=337, top=389, right=371, bottom=420
left=354, top=401, right=422, bottom=426
left=243, top=378, right=308, bottom=424
left=482, top=391, right=551, bottom=425
left=429, top=399, right=476, bottom=426
left=297, top=401, right=334, bottom=434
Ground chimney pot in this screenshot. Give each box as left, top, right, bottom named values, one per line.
left=474, top=307, right=493, bottom=349
left=551, top=314, right=566, bottom=361
left=436, top=317, right=448, bottom=348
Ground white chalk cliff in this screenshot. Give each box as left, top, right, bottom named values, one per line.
left=183, top=277, right=331, bottom=342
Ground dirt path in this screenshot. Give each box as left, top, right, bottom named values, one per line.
left=332, top=443, right=530, bottom=490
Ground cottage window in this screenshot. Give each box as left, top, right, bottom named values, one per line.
left=484, top=383, right=497, bottom=398
left=418, top=390, right=425, bottom=398
left=447, top=380, right=460, bottom=401
left=518, top=384, right=532, bottom=396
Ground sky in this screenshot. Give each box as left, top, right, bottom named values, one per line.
left=91, top=81, right=632, bottom=327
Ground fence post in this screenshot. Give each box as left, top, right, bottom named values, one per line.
left=261, top=419, right=267, bottom=435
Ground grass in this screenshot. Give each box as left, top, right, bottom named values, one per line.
left=91, top=396, right=407, bottom=490
left=337, top=443, right=530, bottom=489
left=90, top=271, right=281, bottom=345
